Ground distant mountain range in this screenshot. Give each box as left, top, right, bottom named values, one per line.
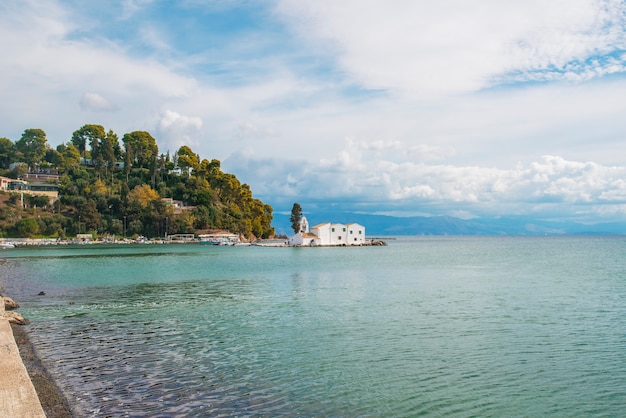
left=272, top=211, right=626, bottom=236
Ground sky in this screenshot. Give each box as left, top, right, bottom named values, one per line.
left=3, top=0, right=626, bottom=223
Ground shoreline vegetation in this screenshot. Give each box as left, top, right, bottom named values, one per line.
left=1, top=126, right=276, bottom=243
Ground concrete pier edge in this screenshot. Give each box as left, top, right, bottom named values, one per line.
left=0, top=299, right=46, bottom=417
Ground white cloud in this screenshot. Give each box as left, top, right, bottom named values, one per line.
left=120, top=0, right=155, bottom=20
left=79, top=92, right=119, bottom=112
left=3, top=0, right=626, bottom=225
left=0, top=0, right=201, bottom=141
left=275, top=0, right=626, bottom=98
left=157, top=110, right=203, bottom=152
left=226, top=142, right=626, bottom=222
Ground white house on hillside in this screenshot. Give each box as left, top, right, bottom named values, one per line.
left=288, top=216, right=365, bottom=246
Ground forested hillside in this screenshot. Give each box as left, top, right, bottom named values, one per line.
left=0, top=126, right=274, bottom=239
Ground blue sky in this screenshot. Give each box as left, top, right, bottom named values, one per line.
left=3, top=0, right=626, bottom=223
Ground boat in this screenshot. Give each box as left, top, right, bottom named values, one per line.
left=0, top=243, right=15, bottom=249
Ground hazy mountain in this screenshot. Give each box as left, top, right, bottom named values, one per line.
left=272, top=211, right=626, bottom=236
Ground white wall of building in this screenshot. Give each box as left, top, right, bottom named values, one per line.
left=347, top=223, right=365, bottom=245
left=311, top=223, right=331, bottom=245
left=330, top=223, right=346, bottom=245
left=287, top=232, right=305, bottom=246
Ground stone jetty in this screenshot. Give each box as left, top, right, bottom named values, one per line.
left=0, top=295, right=45, bottom=417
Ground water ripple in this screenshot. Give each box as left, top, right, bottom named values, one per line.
left=7, top=237, right=626, bottom=416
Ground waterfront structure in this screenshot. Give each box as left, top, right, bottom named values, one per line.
left=288, top=216, right=365, bottom=246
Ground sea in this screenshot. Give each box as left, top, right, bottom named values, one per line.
left=1, top=236, right=625, bottom=417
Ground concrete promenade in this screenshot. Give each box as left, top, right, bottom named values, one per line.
left=0, top=302, right=45, bottom=417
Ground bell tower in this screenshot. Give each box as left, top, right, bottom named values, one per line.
left=299, top=216, right=309, bottom=233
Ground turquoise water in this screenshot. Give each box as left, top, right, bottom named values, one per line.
left=1, top=237, right=626, bottom=416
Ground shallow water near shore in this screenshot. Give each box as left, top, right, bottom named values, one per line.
left=1, top=236, right=626, bottom=416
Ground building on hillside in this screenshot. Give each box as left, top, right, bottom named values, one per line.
left=23, top=171, right=60, bottom=182
left=0, top=176, right=20, bottom=190
left=1, top=176, right=59, bottom=205
left=161, top=197, right=192, bottom=214
left=287, top=216, right=365, bottom=246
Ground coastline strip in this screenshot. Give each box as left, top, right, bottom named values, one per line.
left=0, top=301, right=46, bottom=417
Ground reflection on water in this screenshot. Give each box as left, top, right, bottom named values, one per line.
left=2, top=237, right=626, bottom=416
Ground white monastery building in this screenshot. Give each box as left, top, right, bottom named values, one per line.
left=287, top=216, right=366, bottom=246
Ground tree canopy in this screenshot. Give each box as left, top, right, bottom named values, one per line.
left=0, top=137, right=15, bottom=169
left=72, top=124, right=105, bottom=161
left=123, top=131, right=158, bottom=170
left=290, top=203, right=303, bottom=234
left=16, top=128, right=47, bottom=170
left=0, top=125, right=275, bottom=240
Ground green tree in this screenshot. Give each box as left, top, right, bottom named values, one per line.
left=0, top=137, right=15, bottom=169
left=29, top=195, right=50, bottom=209
left=195, top=158, right=211, bottom=178
left=72, top=124, right=106, bottom=159
left=122, top=131, right=158, bottom=169
left=60, top=144, right=81, bottom=171
left=208, top=159, right=221, bottom=177
left=15, top=128, right=48, bottom=170
left=11, top=162, right=28, bottom=178
left=128, top=219, right=143, bottom=235
left=16, top=218, right=40, bottom=237
left=44, top=148, right=64, bottom=168
left=290, top=203, right=303, bottom=234
left=77, top=199, right=102, bottom=232
left=100, top=129, right=118, bottom=179
left=0, top=125, right=276, bottom=240
left=109, top=219, right=123, bottom=235
left=193, top=205, right=211, bottom=229
left=176, top=145, right=199, bottom=176
left=72, top=124, right=105, bottom=162
left=124, top=141, right=133, bottom=182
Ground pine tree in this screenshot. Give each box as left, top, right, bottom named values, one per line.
left=290, top=203, right=302, bottom=234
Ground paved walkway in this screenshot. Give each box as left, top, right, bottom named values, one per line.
left=0, top=302, right=45, bottom=417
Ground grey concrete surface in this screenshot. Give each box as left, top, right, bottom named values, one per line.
left=0, top=301, right=46, bottom=417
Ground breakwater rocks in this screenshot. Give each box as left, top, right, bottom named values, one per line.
left=2, top=296, right=30, bottom=325
left=369, top=239, right=388, bottom=246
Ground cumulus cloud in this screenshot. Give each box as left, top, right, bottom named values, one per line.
left=3, top=0, right=626, bottom=225
left=226, top=139, right=626, bottom=222
left=157, top=109, right=203, bottom=152
left=275, top=0, right=626, bottom=98
left=79, top=92, right=119, bottom=111
left=0, top=0, right=199, bottom=142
